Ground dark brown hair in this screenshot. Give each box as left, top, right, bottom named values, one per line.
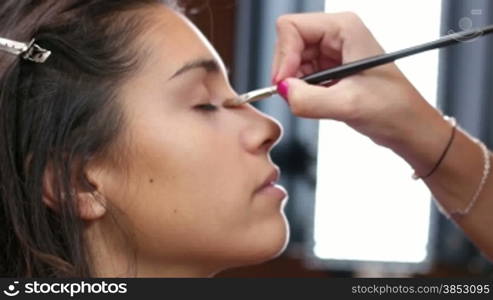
left=0, top=0, right=175, bottom=277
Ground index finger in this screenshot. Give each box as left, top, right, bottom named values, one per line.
left=272, top=12, right=347, bottom=83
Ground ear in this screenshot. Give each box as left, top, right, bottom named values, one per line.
left=42, top=161, right=107, bottom=221
left=76, top=189, right=107, bottom=221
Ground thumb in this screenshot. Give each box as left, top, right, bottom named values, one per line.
left=279, top=78, right=354, bottom=120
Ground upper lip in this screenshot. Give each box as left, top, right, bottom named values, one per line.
left=255, top=167, right=281, bottom=193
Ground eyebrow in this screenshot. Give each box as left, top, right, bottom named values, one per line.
left=169, top=58, right=221, bottom=80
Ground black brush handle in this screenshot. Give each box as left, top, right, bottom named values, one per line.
left=301, top=24, right=493, bottom=85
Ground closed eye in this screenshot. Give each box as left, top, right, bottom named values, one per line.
left=195, top=103, right=219, bottom=112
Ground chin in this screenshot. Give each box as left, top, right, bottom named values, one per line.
left=263, top=215, right=290, bottom=260
left=233, top=214, right=291, bottom=269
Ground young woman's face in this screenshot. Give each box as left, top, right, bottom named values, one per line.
left=91, top=5, right=288, bottom=276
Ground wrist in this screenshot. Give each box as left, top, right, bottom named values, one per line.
left=388, top=106, right=486, bottom=211
left=384, top=101, right=451, bottom=177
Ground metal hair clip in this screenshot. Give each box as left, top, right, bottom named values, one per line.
left=0, top=37, right=51, bottom=63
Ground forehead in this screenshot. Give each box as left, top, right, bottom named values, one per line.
left=140, top=5, right=225, bottom=78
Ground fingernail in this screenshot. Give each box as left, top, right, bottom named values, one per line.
left=277, top=80, right=289, bottom=102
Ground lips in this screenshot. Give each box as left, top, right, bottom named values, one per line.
left=255, top=168, right=281, bottom=193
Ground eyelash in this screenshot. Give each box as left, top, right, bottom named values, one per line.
left=195, top=103, right=219, bottom=112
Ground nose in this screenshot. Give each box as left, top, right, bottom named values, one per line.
left=240, top=105, right=283, bottom=155
left=217, top=81, right=283, bottom=155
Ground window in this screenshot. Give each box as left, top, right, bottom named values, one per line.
left=313, top=0, right=441, bottom=273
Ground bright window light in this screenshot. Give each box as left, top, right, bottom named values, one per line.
left=314, top=0, right=441, bottom=265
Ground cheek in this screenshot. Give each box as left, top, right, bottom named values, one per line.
left=118, top=119, right=254, bottom=249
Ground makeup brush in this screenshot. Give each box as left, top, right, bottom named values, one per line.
left=225, top=24, right=493, bottom=107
